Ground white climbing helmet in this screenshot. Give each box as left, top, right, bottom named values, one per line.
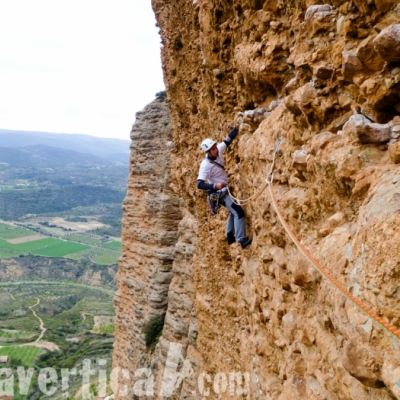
left=200, top=138, right=216, bottom=152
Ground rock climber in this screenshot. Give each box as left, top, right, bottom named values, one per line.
left=196, top=125, right=252, bottom=249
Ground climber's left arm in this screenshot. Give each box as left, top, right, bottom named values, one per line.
left=223, top=126, right=239, bottom=147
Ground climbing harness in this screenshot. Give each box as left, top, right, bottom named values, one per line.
left=205, top=157, right=228, bottom=215
left=232, top=139, right=400, bottom=340
left=207, top=190, right=226, bottom=215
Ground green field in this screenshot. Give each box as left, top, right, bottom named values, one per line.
left=67, top=247, right=120, bottom=265
left=0, top=328, right=36, bottom=343
left=0, top=346, right=43, bottom=367
left=0, top=222, right=121, bottom=265
left=12, top=238, right=60, bottom=251
left=62, top=234, right=103, bottom=245
left=97, top=323, right=115, bottom=334
left=0, top=227, right=35, bottom=240
left=31, top=241, right=89, bottom=257
left=0, top=239, right=25, bottom=258
left=91, top=248, right=120, bottom=264
left=0, top=236, right=119, bottom=265
left=103, top=240, right=122, bottom=250
left=0, top=237, right=89, bottom=258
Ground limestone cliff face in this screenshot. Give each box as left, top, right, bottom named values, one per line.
left=113, top=98, right=199, bottom=398
left=114, top=1, right=400, bottom=399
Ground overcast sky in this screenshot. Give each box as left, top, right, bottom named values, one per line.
left=0, top=0, right=165, bottom=140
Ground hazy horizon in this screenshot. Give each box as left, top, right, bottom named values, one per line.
left=0, top=1, right=164, bottom=141
left=0, top=127, right=131, bottom=142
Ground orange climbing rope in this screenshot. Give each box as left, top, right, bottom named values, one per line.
left=230, top=139, right=400, bottom=340
left=268, top=180, right=400, bottom=340
left=227, top=181, right=268, bottom=206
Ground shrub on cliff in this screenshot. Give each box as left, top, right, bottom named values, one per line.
left=155, top=90, right=167, bottom=101
left=141, top=314, right=165, bottom=352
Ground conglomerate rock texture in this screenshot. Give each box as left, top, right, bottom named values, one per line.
left=113, top=98, right=200, bottom=399
left=113, top=1, right=400, bottom=399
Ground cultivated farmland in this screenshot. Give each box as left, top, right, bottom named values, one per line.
left=0, top=221, right=120, bottom=265
left=0, top=283, right=115, bottom=400
left=67, top=247, right=120, bottom=265
left=102, top=240, right=122, bottom=250
left=12, top=238, right=61, bottom=252
left=31, top=241, right=89, bottom=257
left=0, top=346, right=43, bottom=368
left=0, top=227, right=36, bottom=240
left=62, top=234, right=103, bottom=245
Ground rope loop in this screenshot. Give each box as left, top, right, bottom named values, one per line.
left=227, top=138, right=282, bottom=206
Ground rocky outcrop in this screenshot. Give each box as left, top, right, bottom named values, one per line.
left=112, top=98, right=199, bottom=398
left=113, top=1, right=400, bottom=399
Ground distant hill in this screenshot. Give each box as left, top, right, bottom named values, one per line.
left=0, top=145, right=112, bottom=168
left=0, top=129, right=130, bottom=164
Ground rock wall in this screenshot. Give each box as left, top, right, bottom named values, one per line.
left=113, top=98, right=200, bottom=398
left=113, top=1, right=400, bottom=399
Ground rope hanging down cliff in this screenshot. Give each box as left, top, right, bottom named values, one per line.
left=230, top=140, right=400, bottom=340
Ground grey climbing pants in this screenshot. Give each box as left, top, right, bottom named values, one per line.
left=221, top=194, right=246, bottom=242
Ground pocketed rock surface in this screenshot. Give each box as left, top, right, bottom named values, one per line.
left=113, top=1, right=400, bottom=399
left=113, top=99, right=201, bottom=399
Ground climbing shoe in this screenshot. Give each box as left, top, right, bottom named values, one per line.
left=226, top=232, right=235, bottom=245
left=239, top=238, right=252, bottom=249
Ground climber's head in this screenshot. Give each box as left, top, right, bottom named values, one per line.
left=200, top=138, right=217, bottom=153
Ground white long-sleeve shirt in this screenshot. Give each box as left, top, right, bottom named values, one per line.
left=197, top=142, right=228, bottom=186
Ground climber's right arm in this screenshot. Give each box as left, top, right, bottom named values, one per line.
left=197, top=179, right=215, bottom=191
left=197, top=179, right=226, bottom=191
